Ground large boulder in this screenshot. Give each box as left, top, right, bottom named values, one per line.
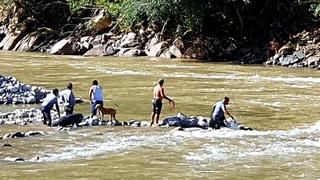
left=145, top=42, right=168, bottom=57
left=0, top=30, right=26, bottom=50
left=50, top=38, right=75, bottom=55
left=13, top=33, right=39, bottom=51
left=83, top=45, right=105, bottom=56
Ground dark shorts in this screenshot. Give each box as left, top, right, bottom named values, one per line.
left=152, top=99, right=162, bottom=115
left=41, top=108, right=52, bottom=126
left=91, top=101, right=103, bottom=116
left=64, top=105, right=74, bottom=115
left=209, top=115, right=226, bottom=129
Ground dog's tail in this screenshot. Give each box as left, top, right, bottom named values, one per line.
left=114, top=104, right=119, bottom=110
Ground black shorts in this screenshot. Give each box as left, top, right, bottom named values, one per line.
left=152, top=99, right=162, bottom=115
left=41, top=108, right=52, bottom=125
left=209, top=116, right=226, bottom=129
left=64, top=105, right=74, bottom=115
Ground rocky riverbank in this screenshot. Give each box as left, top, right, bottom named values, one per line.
left=0, top=74, right=50, bottom=104
left=0, top=1, right=320, bottom=69
left=265, top=28, right=320, bottom=70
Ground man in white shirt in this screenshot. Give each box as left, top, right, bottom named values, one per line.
left=60, top=82, right=76, bottom=115
left=209, top=97, right=234, bottom=129
left=41, top=88, right=61, bottom=126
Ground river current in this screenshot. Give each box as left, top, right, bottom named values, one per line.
left=0, top=51, right=319, bottom=179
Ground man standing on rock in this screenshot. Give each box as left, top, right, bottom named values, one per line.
left=41, top=88, right=61, bottom=126
left=150, top=79, right=175, bottom=127
left=209, top=97, right=234, bottom=129
left=60, top=82, right=76, bottom=115
left=89, top=80, right=104, bottom=118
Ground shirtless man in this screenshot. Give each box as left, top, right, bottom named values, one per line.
left=150, top=79, right=174, bottom=127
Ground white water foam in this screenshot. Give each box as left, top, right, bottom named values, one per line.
left=36, top=132, right=182, bottom=162
left=32, top=121, right=320, bottom=163
left=182, top=121, right=320, bottom=163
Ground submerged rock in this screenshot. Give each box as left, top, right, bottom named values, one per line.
left=4, top=156, right=25, bottom=162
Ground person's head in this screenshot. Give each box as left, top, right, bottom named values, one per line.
left=92, top=80, right=98, bottom=86
left=67, top=82, right=73, bottom=90
left=52, top=88, right=59, bottom=96
left=223, top=97, right=229, bottom=105
left=158, top=79, right=164, bottom=86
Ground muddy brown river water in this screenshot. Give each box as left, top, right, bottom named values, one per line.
left=0, top=51, right=319, bottom=179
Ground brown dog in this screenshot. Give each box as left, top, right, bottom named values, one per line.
left=96, top=104, right=119, bottom=121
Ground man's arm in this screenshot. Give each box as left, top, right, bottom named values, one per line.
left=162, top=88, right=174, bottom=103
left=89, top=87, right=93, bottom=104
left=224, top=105, right=234, bottom=119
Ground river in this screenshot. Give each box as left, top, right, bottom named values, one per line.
left=0, top=51, right=319, bottom=179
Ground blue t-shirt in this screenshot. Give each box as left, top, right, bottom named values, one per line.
left=212, top=100, right=226, bottom=118
left=90, top=85, right=103, bottom=102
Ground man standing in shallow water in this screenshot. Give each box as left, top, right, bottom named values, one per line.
left=60, top=82, right=76, bottom=115
left=209, top=97, right=234, bottom=129
left=41, top=88, right=61, bottom=126
left=150, top=79, right=175, bottom=127
left=89, top=80, right=104, bottom=118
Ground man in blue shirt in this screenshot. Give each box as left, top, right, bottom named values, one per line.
left=209, top=97, right=234, bottom=129
left=41, top=88, right=61, bottom=126
left=89, top=80, right=104, bottom=118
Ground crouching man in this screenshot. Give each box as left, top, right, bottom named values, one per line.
left=41, top=88, right=61, bottom=126
left=209, top=97, right=234, bottom=129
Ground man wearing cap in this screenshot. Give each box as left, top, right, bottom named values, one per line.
left=150, top=79, right=175, bottom=127
left=209, top=97, right=234, bottom=129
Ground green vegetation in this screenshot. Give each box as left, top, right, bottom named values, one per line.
left=66, top=0, right=318, bottom=38
left=0, top=0, right=319, bottom=59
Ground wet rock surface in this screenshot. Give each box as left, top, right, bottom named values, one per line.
left=0, top=74, right=50, bottom=104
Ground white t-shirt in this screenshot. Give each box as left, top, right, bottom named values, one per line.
left=212, top=100, right=226, bottom=118
left=60, top=89, right=75, bottom=106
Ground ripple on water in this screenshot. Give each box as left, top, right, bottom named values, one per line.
left=30, top=121, right=320, bottom=163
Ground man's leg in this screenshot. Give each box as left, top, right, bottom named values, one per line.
left=42, top=110, right=48, bottom=125
left=150, top=112, right=155, bottom=127
left=155, top=100, right=162, bottom=125
left=150, top=100, right=157, bottom=127
left=64, top=106, right=73, bottom=116
left=155, top=114, right=160, bottom=124
left=90, top=101, right=97, bottom=118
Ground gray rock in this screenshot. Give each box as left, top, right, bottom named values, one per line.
left=26, top=95, right=36, bottom=103
left=169, top=45, right=182, bottom=58
left=83, top=46, right=104, bottom=56
left=24, top=131, right=45, bottom=137
left=280, top=55, right=292, bottom=66
left=103, top=45, right=117, bottom=56
left=160, top=49, right=172, bottom=58
left=146, top=42, right=168, bottom=57
left=50, top=38, right=75, bottom=55
left=294, top=51, right=305, bottom=60
left=306, top=56, right=320, bottom=67
left=4, top=156, right=25, bottom=162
